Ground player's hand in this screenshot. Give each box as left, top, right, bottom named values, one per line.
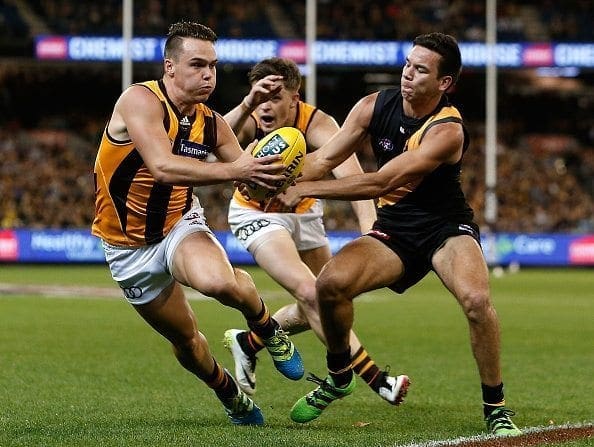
left=231, top=144, right=284, bottom=189
left=234, top=181, right=251, bottom=200
left=275, top=184, right=303, bottom=209
left=243, top=75, right=284, bottom=109
left=263, top=195, right=291, bottom=213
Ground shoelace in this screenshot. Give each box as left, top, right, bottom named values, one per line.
left=489, top=408, right=517, bottom=429
left=265, top=329, right=291, bottom=356
left=306, top=372, right=326, bottom=387
left=304, top=373, right=341, bottom=407
left=226, top=392, right=252, bottom=415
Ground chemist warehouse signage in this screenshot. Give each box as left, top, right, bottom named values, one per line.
left=35, top=36, right=594, bottom=68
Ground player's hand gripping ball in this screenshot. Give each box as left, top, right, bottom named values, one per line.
left=246, top=127, right=306, bottom=201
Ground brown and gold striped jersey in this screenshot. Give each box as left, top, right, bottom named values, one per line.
left=92, top=80, right=217, bottom=247
left=232, top=100, right=317, bottom=213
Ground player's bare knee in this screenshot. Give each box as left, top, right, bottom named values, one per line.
left=202, top=277, right=243, bottom=305
left=292, top=280, right=317, bottom=308
left=459, top=290, right=492, bottom=324
left=316, top=269, right=350, bottom=304
left=207, top=268, right=256, bottom=307
left=234, top=267, right=256, bottom=289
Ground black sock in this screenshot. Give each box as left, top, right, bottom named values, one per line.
left=327, top=349, right=353, bottom=388
left=482, top=382, right=505, bottom=417
left=246, top=299, right=277, bottom=339
left=204, top=361, right=238, bottom=401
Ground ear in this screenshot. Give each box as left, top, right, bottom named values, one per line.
left=164, top=59, right=174, bottom=77
left=290, top=92, right=300, bottom=108
left=439, top=75, right=453, bottom=92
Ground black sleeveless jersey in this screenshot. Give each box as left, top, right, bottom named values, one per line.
left=368, top=89, right=474, bottom=228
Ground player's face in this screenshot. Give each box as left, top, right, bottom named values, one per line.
left=254, top=86, right=298, bottom=134
left=167, top=38, right=217, bottom=103
left=400, top=45, right=448, bottom=103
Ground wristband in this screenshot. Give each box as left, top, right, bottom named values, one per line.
left=241, top=97, right=254, bottom=112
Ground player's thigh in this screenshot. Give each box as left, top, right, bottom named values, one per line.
left=293, top=203, right=330, bottom=275
left=432, top=235, right=490, bottom=299
left=171, top=231, right=237, bottom=295
left=299, top=244, right=332, bottom=276
left=134, top=281, right=198, bottom=345
left=318, top=235, right=405, bottom=298
left=251, top=228, right=317, bottom=293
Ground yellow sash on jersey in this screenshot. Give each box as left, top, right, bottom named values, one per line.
left=378, top=105, right=462, bottom=208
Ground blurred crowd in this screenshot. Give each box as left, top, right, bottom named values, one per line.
left=1, top=0, right=592, bottom=44
left=24, top=0, right=275, bottom=38
left=308, top=0, right=593, bottom=42
left=1, top=118, right=593, bottom=233
left=1, top=1, right=593, bottom=233
left=0, top=125, right=95, bottom=229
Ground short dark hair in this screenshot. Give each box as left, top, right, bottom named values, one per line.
left=164, top=21, right=217, bottom=60
left=248, top=57, right=302, bottom=92
left=413, top=33, right=462, bottom=85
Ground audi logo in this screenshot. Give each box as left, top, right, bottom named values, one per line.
left=236, top=219, right=270, bottom=241
left=121, top=286, right=143, bottom=299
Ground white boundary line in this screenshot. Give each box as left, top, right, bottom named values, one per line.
left=395, top=422, right=593, bottom=447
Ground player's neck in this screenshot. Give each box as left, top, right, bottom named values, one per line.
left=284, top=107, right=298, bottom=127
left=162, top=77, right=197, bottom=116
left=403, top=95, right=441, bottom=119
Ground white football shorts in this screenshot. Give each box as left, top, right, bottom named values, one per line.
left=102, top=203, right=211, bottom=305
left=228, top=198, right=328, bottom=252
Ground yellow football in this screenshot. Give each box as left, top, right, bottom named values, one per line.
left=246, top=127, right=306, bottom=201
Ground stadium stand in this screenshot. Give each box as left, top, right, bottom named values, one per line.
left=24, top=0, right=276, bottom=37
left=281, top=0, right=593, bottom=42
left=0, top=1, right=593, bottom=232
left=4, top=0, right=593, bottom=43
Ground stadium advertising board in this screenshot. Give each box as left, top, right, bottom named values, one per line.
left=3, top=229, right=594, bottom=266
left=5, top=229, right=106, bottom=263
left=0, top=230, right=18, bottom=262
left=481, top=233, right=594, bottom=266
left=35, top=36, right=594, bottom=68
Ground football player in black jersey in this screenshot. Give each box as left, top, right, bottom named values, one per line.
left=287, top=33, right=521, bottom=437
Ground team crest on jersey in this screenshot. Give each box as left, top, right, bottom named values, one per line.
left=177, top=139, right=212, bottom=160
left=378, top=138, right=394, bottom=152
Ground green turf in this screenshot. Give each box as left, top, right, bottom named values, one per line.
left=0, top=265, right=592, bottom=446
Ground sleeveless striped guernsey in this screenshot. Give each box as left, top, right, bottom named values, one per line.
left=92, top=80, right=217, bottom=246
left=232, top=100, right=318, bottom=213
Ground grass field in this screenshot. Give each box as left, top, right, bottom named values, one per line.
left=0, top=264, right=592, bottom=446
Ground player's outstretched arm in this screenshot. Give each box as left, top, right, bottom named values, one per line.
left=294, top=119, right=464, bottom=201
left=310, top=106, right=376, bottom=231
left=120, top=86, right=284, bottom=188
left=300, top=93, right=378, bottom=182
left=331, top=153, right=377, bottom=233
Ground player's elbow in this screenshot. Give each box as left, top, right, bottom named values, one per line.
left=302, top=155, right=331, bottom=180
left=364, top=186, right=390, bottom=200
left=365, top=174, right=394, bottom=198
left=149, top=162, right=174, bottom=184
